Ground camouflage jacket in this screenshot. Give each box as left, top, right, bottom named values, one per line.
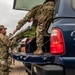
left=16, top=4, right=43, bottom=30
left=0, top=33, right=17, bottom=59
left=16, top=1, right=55, bottom=39
left=38, top=1, right=55, bottom=23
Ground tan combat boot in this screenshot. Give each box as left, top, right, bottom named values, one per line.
left=34, top=48, right=43, bottom=55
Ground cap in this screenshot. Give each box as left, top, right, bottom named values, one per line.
left=0, top=25, right=7, bottom=30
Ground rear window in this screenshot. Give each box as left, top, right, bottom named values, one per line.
left=71, top=0, right=75, bottom=10
left=13, top=0, right=45, bottom=11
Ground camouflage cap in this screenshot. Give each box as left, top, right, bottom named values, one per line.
left=0, top=25, right=7, bottom=30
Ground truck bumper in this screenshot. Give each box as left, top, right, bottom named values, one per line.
left=32, top=64, right=65, bottom=75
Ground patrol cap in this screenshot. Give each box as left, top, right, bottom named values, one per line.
left=0, top=25, right=7, bottom=30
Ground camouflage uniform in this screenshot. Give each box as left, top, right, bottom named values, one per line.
left=8, top=33, right=14, bottom=66
left=36, top=1, right=55, bottom=49
left=0, top=25, right=17, bottom=75
left=15, top=4, right=42, bottom=40
left=16, top=4, right=43, bottom=30
left=15, top=0, right=55, bottom=54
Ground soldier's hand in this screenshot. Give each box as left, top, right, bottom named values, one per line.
left=14, top=36, right=19, bottom=41
left=13, top=29, right=17, bottom=34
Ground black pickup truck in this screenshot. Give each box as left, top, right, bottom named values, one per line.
left=12, top=0, right=75, bottom=75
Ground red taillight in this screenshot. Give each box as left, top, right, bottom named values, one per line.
left=50, top=28, right=65, bottom=55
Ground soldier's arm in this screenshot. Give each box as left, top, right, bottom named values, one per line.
left=16, top=10, right=35, bottom=30
left=15, top=4, right=42, bottom=31
left=0, top=34, right=17, bottom=47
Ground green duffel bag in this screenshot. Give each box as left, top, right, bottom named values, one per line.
left=18, top=26, right=36, bottom=39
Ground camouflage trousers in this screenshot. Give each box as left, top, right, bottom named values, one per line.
left=36, top=13, right=53, bottom=49
left=36, top=22, right=46, bottom=48
left=0, top=59, right=9, bottom=75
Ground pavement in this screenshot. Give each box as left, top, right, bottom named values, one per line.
left=9, top=60, right=28, bottom=75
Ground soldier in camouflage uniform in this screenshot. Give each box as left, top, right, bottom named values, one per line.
left=0, top=25, right=17, bottom=75
left=34, top=0, right=55, bottom=54
left=13, top=0, right=55, bottom=55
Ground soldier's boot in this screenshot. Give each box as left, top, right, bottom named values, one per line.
left=34, top=48, right=43, bottom=55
